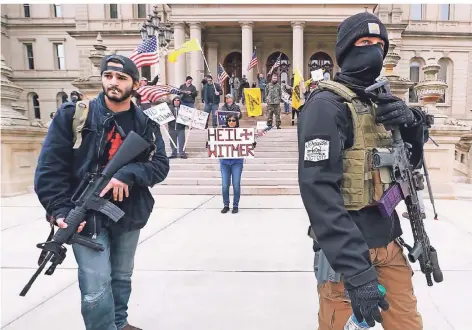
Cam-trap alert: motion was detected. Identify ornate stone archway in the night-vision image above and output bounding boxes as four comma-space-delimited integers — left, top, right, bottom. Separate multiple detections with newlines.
308, 52, 333, 79
223, 51, 242, 95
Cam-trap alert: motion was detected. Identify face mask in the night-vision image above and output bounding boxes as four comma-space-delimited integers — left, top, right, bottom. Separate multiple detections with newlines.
341, 44, 384, 83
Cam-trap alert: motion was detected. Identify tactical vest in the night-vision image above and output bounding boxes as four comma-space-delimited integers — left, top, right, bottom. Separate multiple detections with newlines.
317, 80, 393, 211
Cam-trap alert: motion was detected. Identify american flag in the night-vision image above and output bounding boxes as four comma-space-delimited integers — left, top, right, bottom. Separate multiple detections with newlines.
137, 84, 181, 103
129, 36, 159, 69
217, 63, 229, 84
248, 49, 258, 72
268, 53, 282, 75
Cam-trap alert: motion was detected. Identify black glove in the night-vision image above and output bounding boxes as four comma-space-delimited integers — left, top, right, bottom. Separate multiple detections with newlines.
345, 279, 389, 327
374, 93, 415, 127
252, 141, 257, 148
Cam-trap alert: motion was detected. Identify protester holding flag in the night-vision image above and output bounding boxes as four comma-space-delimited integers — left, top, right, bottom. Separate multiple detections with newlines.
167, 96, 187, 159
201, 75, 223, 128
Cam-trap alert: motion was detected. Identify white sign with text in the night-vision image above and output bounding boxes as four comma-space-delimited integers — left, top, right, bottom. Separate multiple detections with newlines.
144, 103, 175, 125
207, 128, 255, 159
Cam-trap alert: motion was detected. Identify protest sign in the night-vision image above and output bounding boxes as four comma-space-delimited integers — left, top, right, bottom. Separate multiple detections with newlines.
176, 104, 195, 126
256, 121, 267, 130
311, 69, 324, 82
143, 103, 176, 148
144, 103, 175, 125
191, 109, 209, 130
217, 111, 239, 126
207, 128, 255, 159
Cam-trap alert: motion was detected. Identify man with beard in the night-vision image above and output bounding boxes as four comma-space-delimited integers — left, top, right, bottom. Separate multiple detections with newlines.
298, 12, 426, 329
34, 54, 169, 330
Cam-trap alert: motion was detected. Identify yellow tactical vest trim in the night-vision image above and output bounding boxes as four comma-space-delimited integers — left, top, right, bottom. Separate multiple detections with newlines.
72, 100, 90, 150
318, 80, 393, 211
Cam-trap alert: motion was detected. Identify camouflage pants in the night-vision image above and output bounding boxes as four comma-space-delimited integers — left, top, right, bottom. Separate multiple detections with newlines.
266, 104, 281, 127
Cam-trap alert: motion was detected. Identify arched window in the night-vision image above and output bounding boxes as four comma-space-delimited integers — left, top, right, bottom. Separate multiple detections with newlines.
409, 58, 423, 103
56, 92, 68, 108
308, 52, 333, 79
438, 57, 452, 103
27, 92, 41, 119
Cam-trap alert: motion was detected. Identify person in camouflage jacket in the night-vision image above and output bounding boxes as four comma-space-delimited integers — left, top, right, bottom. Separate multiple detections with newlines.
264, 74, 282, 128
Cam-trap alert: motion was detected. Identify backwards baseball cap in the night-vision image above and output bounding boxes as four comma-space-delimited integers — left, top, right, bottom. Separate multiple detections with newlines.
335, 12, 389, 67
100, 54, 140, 82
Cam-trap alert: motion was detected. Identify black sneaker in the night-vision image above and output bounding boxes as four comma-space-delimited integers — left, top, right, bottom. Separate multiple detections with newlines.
168, 155, 177, 159
276, 126, 281, 129
232, 207, 239, 214
179, 153, 188, 159
221, 206, 230, 214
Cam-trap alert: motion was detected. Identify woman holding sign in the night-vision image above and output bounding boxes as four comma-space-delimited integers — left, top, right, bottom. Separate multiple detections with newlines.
219, 114, 256, 214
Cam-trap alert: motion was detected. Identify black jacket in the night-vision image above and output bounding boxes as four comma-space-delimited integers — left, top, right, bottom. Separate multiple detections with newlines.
221, 103, 242, 119
201, 83, 223, 104
179, 83, 198, 103
297, 88, 426, 288
34, 93, 169, 237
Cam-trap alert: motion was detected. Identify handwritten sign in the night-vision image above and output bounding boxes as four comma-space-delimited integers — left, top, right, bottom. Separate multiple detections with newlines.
191, 110, 209, 130
207, 128, 255, 159
311, 69, 324, 82
176, 104, 195, 126
144, 103, 175, 125
217, 111, 239, 126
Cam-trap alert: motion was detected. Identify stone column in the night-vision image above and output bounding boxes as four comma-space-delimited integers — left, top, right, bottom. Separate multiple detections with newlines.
291, 21, 305, 77
240, 21, 253, 83
173, 22, 186, 87
1, 54, 47, 196
189, 23, 203, 92
206, 42, 218, 81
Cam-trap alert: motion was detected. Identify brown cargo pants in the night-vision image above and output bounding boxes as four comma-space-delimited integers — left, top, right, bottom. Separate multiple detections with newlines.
317, 240, 423, 330
266, 104, 281, 127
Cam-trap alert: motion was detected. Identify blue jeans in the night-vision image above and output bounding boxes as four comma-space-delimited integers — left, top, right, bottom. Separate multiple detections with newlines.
204, 103, 219, 128
220, 162, 243, 208
72, 227, 140, 330
181, 101, 195, 108
169, 127, 185, 155
284, 102, 290, 113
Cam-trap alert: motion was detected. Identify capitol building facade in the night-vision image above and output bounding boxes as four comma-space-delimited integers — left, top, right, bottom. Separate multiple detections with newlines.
1, 3, 472, 125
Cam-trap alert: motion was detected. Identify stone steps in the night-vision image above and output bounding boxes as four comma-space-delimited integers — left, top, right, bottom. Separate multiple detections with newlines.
153, 127, 301, 194
150, 185, 300, 195
167, 169, 296, 178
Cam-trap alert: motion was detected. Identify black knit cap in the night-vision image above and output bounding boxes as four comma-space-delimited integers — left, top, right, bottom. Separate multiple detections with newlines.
335, 12, 389, 67
100, 54, 140, 82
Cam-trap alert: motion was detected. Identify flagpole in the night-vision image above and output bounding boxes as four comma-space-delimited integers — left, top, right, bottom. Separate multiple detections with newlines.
196, 39, 217, 93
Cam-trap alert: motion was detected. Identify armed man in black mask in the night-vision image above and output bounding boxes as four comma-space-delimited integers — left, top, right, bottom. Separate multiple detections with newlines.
298, 12, 426, 330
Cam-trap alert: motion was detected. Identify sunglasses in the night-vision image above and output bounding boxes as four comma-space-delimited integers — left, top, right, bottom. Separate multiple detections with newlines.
228, 119, 236, 122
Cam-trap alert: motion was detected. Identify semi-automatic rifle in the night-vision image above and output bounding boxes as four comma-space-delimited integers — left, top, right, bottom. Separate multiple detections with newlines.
20, 131, 151, 296
365, 80, 443, 286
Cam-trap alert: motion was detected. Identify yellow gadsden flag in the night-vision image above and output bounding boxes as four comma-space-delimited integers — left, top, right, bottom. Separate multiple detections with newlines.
244, 88, 262, 117
168, 38, 201, 63
292, 68, 303, 110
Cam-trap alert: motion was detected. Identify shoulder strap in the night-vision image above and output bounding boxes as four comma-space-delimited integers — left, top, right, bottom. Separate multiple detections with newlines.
317, 80, 358, 102
72, 99, 90, 149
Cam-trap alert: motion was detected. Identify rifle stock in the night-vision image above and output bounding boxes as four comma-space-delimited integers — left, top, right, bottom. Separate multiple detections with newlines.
20, 131, 151, 296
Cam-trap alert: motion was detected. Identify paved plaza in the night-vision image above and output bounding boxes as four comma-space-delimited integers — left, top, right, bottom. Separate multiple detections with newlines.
1, 193, 472, 330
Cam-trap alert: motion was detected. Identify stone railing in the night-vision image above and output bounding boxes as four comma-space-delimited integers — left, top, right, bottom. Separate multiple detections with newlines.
454, 132, 472, 183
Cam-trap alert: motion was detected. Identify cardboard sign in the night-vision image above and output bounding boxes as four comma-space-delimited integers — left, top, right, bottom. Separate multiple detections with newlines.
207, 128, 255, 159
217, 110, 239, 126
256, 121, 267, 130
144, 103, 175, 125
176, 104, 194, 126
191, 109, 209, 130
311, 69, 324, 82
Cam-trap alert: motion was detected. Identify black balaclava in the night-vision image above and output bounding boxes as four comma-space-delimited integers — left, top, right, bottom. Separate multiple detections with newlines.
341, 44, 384, 83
